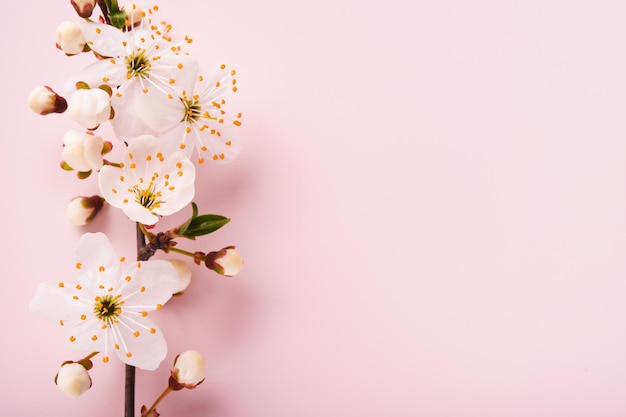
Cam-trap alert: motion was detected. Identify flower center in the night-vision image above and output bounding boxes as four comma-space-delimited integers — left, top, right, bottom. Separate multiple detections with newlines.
182, 98, 201, 123
94, 294, 121, 323
135, 184, 161, 210
125, 49, 151, 78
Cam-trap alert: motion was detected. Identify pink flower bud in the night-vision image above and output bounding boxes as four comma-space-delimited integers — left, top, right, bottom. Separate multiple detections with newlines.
169, 350, 206, 390
205, 246, 243, 277
55, 362, 92, 398
67, 195, 105, 226
70, 0, 96, 18
27, 86, 67, 115
56, 21, 87, 55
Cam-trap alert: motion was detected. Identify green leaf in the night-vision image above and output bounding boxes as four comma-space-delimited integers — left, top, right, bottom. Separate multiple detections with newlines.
177, 202, 199, 236
183, 214, 230, 237
109, 10, 127, 29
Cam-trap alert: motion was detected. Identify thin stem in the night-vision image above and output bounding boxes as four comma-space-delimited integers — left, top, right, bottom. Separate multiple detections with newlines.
125, 223, 146, 417
103, 159, 122, 168
137, 222, 146, 253
81, 352, 99, 361
125, 365, 136, 417
144, 387, 173, 416
169, 247, 198, 258
96, 0, 111, 25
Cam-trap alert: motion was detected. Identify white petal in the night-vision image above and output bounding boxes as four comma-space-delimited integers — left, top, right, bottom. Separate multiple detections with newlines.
65, 317, 105, 352
84, 135, 104, 170
126, 135, 158, 174
195, 119, 242, 163
120, 260, 177, 307
77, 21, 127, 58
110, 82, 160, 140
98, 165, 126, 207
122, 201, 159, 225
157, 124, 193, 158
62, 145, 91, 172
134, 88, 183, 133
113, 317, 167, 370
157, 183, 195, 216
29, 282, 86, 327
65, 59, 126, 95
74, 233, 120, 284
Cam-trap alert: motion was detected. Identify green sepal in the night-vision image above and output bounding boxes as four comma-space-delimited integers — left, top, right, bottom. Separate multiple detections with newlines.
77, 170, 92, 179
77, 359, 93, 370
102, 141, 113, 155
75, 81, 89, 90
109, 10, 127, 29
183, 214, 230, 237
98, 84, 112, 96
60, 161, 73, 171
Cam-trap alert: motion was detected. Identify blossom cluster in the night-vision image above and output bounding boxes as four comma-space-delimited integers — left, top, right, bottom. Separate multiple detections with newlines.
27, 1, 245, 414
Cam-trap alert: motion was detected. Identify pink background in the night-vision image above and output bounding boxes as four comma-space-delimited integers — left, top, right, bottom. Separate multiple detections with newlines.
3, 0, 626, 415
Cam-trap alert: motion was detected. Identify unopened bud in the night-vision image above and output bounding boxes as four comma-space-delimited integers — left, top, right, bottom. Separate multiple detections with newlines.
71, 0, 96, 18
27, 86, 67, 115
56, 21, 87, 55
205, 246, 243, 277
67, 195, 105, 226
67, 87, 112, 130
62, 130, 105, 172
55, 362, 92, 398
123, 4, 144, 27
169, 350, 205, 390
167, 259, 192, 294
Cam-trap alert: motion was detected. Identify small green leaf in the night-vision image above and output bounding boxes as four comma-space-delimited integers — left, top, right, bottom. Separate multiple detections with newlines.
183, 215, 230, 237
177, 202, 199, 235
109, 10, 127, 29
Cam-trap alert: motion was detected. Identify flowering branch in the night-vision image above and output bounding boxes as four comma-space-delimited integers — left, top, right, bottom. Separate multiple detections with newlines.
27, 2, 245, 416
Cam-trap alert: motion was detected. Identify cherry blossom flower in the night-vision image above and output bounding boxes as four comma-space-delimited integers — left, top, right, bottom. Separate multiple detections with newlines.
29, 233, 178, 370
98, 135, 195, 225
157, 64, 243, 164
67, 14, 198, 140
